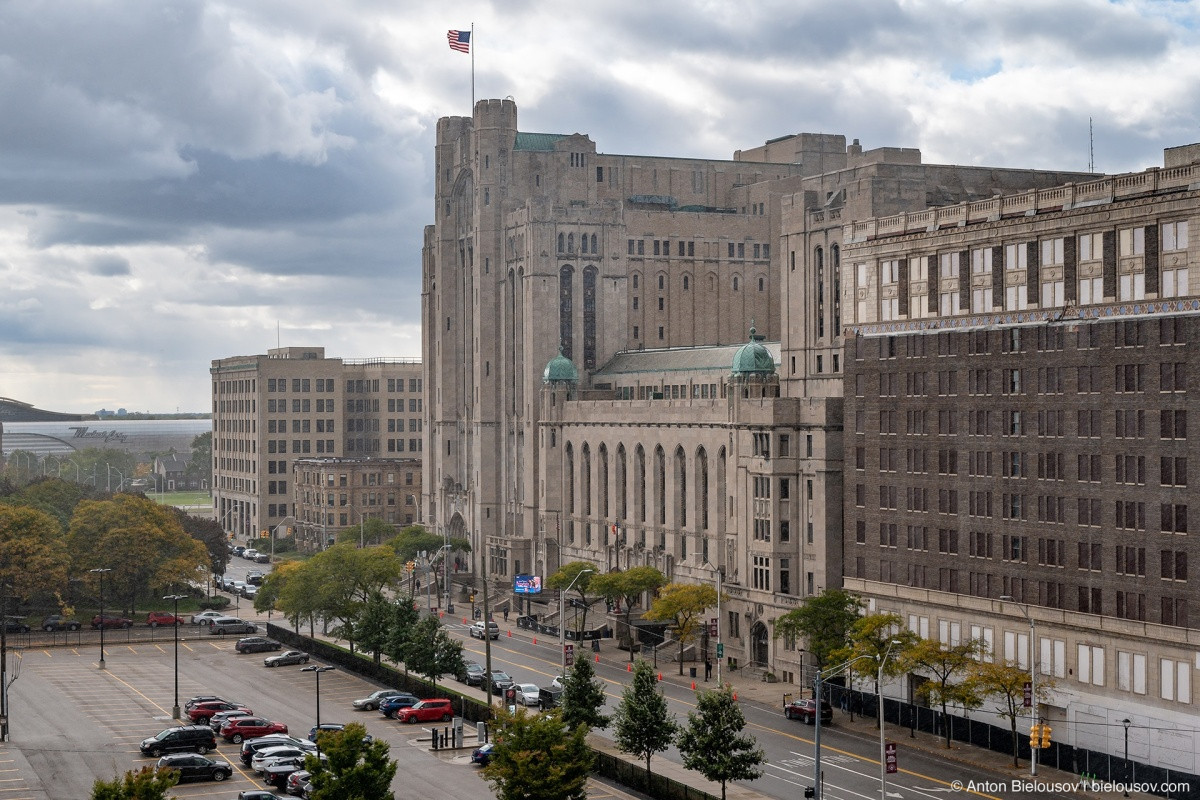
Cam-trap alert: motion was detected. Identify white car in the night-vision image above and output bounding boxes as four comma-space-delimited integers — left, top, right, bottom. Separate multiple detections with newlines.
192, 611, 226, 626
244, 549, 259, 560
551, 674, 565, 689
252, 744, 313, 773
515, 683, 540, 706
469, 620, 499, 639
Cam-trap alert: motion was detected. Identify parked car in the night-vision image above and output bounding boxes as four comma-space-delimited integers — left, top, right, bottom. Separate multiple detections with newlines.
285, 769, 311, 797
784, 697, 833, 725
139, 725, 217, 757
227, 580, 247, 595
243, 549, 260, 560
192, 610, 226, 626
240, 735, 314, 766
146, 611, 181, 627
457, 660, 486, 685
308, 723, 372, 744
91, 613, 133, 629
187, 700, 251, 723
488, 671, 514, 695
232, 545, 246, 557
222, 717, 288, 744
395, 698, 454, 724
209, 709, 254, 732
1, 618, 29, 634
514, 683, 540, 706
255, 552, 271, 563
469, 620, 500, 639
40, 614, 81, 632
242, 585, 259, 600
538, 685, 563, 710
378, 694, 420, 718
251, 745, 314, 773
155, 753, 233, 783
209, 617, 256, 635
235, 636, 281, 654
262, 756, 307, 790
246, 570, 265, 585
237, 792, 283, 800
264, 650, 309, 667
470, 741, 494, 766
352, 689, 409, 711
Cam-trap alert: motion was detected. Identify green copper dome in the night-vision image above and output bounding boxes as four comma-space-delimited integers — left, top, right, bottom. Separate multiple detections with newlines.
731, 327, 775, 376
543, 348, 579, 384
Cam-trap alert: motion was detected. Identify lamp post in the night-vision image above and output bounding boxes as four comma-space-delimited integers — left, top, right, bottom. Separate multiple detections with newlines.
1000, 594, 1037, 777
302, 665, 335, 750
702, 560, 723, 687
1122, 718, 1131, 797
878, 639, 901, 800
443, 528, 454, 614
560, 568, 594, 676
89, 568, 112, 669
813, 654, 875, 800
270, 517, 294, 562
163, 594, 185, 719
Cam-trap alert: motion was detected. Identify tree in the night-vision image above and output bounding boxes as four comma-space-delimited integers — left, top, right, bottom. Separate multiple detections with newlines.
898, 637, 985, 748
829, 612, 918, 728
167, 507, 228, 577
383, 598, 421, 674
90, 766, 178, 799
355, 591, 394, 664
772, 588, 863, 672
0, 505, 70, 602
482, 706, 593, 800
560, 653, 609, 731
642, 581, 719, 675
545, 561, 601, 638
677, 687, 765, 800
305, 722, 396, 800
185, 432, 211, 487
400, 615, 464, 690
612, 659, 678, 778
967, 659, 1053, 767
589, 566, 667, 662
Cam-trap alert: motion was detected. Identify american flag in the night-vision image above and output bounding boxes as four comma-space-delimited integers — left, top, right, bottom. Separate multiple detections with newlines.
447, 30, 470, 54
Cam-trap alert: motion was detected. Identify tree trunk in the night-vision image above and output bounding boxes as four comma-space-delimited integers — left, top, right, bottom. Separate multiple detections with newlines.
678, 640, 685, 675
1011, 718, 1019, 767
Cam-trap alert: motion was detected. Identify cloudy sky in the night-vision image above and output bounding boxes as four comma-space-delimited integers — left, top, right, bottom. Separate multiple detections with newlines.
1, 0, 1199, 414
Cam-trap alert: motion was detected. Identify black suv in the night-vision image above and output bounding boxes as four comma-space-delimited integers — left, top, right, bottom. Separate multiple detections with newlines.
538, 686, 563, 710
234, 636, 280, 653
140, 725, 218, 757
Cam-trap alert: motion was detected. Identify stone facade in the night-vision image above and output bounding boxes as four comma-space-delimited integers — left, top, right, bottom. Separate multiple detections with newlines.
210, 347, 422, 541
291, 457, 422, 548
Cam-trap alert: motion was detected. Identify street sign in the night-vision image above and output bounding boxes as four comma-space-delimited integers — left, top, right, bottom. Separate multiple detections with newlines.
885, 741, 898, 774
1023, 681, 1032, 708
716, 643, 724, 658
564, 643, 574, 666
709, 617, 718, 637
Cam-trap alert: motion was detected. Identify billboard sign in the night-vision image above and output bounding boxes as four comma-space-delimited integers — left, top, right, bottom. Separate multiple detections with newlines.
513, 574, 542, 594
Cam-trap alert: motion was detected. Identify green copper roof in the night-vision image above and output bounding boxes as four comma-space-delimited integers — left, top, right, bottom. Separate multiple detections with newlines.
514, 132, 569, 151
731, 328, 776, 376
543, 349, 579, 384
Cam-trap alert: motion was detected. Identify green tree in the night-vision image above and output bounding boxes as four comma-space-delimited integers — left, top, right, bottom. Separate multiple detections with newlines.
612, 659, 678, 778
7, 476, 93, 531
293, 544, 405, 648
167, 507, 228, 577
383, 598, 421, 674
400, 615, 464, 690
185, 432, 211, 487
677, 687, 765, 800
481, 706, 593, 800
545, 561, 600, 638
355, 591, 394, 665
305, 722, 396, 800
967, 659, 1053, 767
898, 637, 985, 748
90, 765, 179, 799
0, 505, 70, 603
589, 566, 667, 663
642, 581, 719, 675
829, 612, 918, 728
560, 653, 609, 731
773, 588, 863, 672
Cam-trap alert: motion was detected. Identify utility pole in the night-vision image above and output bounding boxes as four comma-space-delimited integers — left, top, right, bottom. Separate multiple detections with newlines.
481, 545, 493, 705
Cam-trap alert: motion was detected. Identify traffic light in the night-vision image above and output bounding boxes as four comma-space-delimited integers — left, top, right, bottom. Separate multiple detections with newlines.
1029, 723, 1041, 749
1039, 724, 1052, 749
505, 688, 516, 704
804, 787, 815, 798
260, 529, 269, 539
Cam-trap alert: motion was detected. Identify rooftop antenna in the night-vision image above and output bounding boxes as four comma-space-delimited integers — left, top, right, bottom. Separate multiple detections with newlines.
1089, 117, 1094, 173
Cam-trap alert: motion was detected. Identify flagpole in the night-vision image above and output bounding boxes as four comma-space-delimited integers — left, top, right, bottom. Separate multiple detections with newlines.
471, 22, 475, 111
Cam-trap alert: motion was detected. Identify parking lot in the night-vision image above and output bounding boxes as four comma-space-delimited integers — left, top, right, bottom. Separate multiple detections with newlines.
1, 636, 500, 799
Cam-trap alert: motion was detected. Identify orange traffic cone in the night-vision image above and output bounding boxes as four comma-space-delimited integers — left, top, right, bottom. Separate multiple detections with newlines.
627, 662, 632, 672
594, 653, 600, 662
462, 618, 468, 624
507, 629, 512, 637
732, 691, 738, 701
690, 681, 696, 690
532, 636, 537, 644
438, 611, 444, 618
657, 672, 663, 682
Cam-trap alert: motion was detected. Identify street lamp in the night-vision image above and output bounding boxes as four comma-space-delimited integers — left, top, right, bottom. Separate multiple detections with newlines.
878, 639, 901, 800
1122, 718, 1131, 797
163, 594, 186, 719
813, 654, 875, 800
302, 665, 335, 750
560, 568, 595, 676
89, 568, 112, 669
443, 529, 454, 614
702, 560, 723, 688
1000, 594, 1037, 777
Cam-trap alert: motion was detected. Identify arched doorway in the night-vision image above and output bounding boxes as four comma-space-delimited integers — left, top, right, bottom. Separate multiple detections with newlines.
751, 621, 770, 668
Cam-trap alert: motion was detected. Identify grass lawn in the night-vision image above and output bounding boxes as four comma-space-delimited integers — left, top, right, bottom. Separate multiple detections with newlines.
154, 490, 212, 507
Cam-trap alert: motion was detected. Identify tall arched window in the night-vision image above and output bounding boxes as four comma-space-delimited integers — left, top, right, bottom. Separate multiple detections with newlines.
655, 446, 667, 526
557, 233, 564, 252
599, 444, 610, 520
590, 233, 598, 253
815, 246, 826, 338
674, 446, 687, 528
581, 443, 592, 517
696, 447, 709, 531
583, 266, 598, 370
559, 265, 574, 360
832, 244, 842, 336
567, 233, 575, 253
616, 444, 628, 521
635, 445, 647, 523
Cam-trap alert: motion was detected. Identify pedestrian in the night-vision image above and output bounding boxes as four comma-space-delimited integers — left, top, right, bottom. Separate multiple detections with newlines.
704, 658, 712, 682
503, 606, 510, 622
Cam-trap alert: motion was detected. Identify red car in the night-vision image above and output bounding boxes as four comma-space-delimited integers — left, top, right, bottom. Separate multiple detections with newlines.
91, 614, 133, 629
219, 716, 287, 743
187, 701, 251, 723
394, 699, 454, 724
146, 611, 181, 627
